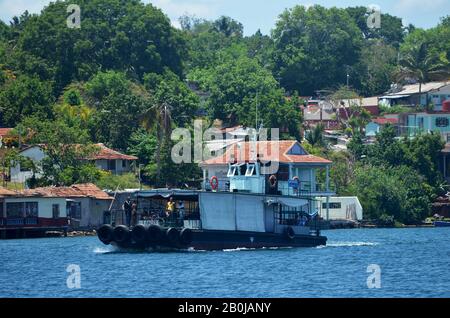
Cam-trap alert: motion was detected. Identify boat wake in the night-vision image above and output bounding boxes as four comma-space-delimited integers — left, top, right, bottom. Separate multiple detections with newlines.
317, 242, 379, 249
93, 246, 117, 254
223, 246, 294, 252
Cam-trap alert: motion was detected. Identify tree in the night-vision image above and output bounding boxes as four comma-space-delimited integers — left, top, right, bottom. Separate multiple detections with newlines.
305, 124, 325, 147
0, 75, 54, 127
188, 51, 302, 138
9, 0, 187, 93
14, 117, 102, 186
345, 7, 405, 47
212, 16, 244, 38
345, 164, 431, 224
85, 71, 151, 151
352, 40, 398, 96
143, 69, 199, 127
272, 5, 363, 95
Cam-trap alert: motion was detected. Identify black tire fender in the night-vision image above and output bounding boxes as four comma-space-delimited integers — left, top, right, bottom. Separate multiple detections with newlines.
131, 225, 147, 244
179, 228, 193, 245
97, 224, 114, 245
147, 225, 162, 244
166, 228, 180, 245
285, 227, 296, 240
113, 225, 130, 244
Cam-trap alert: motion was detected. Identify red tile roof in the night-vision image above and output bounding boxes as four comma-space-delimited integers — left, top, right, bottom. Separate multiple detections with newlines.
372, 118, 398, 125
20, 183, 112, 200
90, 144, 138, 161
0, 128, 13, 138
0, 187, 17, 197
201, 140, 332, 165
19, 143, 138, 161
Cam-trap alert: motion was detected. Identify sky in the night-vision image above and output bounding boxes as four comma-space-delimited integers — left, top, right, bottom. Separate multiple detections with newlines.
0, 0, 449, 36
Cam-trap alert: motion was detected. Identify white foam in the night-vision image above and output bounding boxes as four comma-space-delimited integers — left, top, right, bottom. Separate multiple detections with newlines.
318, 242, 379, 248
93, 246, 116, 254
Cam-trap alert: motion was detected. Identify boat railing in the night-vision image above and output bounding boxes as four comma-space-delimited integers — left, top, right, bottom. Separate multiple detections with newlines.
105, 208, 198, 228
0, 217, 39, 227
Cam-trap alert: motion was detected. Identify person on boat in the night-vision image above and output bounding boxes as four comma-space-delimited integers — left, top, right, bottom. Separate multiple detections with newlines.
166, 197, 175, 218
123, 196, 132, 227
177, 201, 185, 220
131, 200, 138, 227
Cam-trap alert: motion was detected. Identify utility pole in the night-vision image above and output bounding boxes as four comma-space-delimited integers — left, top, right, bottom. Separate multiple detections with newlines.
255, 91, 259, 132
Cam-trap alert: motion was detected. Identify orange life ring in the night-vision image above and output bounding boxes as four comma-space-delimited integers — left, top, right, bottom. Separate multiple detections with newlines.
210, 176, 219, 191
269, 175, 277, 188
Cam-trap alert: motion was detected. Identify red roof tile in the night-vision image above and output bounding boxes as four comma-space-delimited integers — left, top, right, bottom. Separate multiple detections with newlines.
20, 183, 112, 200
0, 187, 17, 197
372, 118, 398, 125
201, 140, 332, 165
0, 128, 13, 138
90, 144, 138, 161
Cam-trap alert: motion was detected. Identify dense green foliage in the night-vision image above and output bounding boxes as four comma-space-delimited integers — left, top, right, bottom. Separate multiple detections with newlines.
0, 1, 449, 213
344, 125, 445, 223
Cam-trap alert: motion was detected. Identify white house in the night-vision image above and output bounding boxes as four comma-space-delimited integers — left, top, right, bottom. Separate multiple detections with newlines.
0, 183, 113, 232
317, 196, 363, 221
10, 143, 138, 184
380, 81, 450, 110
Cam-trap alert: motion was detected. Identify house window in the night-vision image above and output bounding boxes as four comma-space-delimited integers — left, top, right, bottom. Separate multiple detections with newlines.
52, 204, 60, 219
436, 118, 449, 128
122, 160, 126, 168
25, 202, 38, 217
277, 165, 290, 181
68, 202, 82, 220
20, 165, 31, 172
322, 202, 342, 209
108, 160, 116, 171
6, 202, 25, 218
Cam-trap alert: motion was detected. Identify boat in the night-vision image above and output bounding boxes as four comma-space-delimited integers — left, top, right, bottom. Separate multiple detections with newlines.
97, 140, 335, 251
434, 221, 450, 227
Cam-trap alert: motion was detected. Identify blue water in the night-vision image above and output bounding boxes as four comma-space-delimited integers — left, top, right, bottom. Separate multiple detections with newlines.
1, 228, 449, 298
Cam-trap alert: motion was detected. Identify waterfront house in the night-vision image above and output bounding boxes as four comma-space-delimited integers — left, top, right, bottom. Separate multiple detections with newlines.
10, 143, 138, 184
0, 183, 113, 238
19, 183, 113, 229
380, 81, 450, 110
0, 186, 68, 238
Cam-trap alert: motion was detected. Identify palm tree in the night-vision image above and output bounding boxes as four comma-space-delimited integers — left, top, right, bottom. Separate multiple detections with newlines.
396, 42, 450, 105
306, 123, 325, 147
140, 101, 173, 180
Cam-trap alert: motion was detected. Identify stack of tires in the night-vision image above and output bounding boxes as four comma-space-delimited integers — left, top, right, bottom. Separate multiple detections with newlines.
97, 224, 193, 249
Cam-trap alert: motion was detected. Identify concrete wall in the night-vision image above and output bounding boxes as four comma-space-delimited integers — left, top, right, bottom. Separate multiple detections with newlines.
10, 146, 45, 183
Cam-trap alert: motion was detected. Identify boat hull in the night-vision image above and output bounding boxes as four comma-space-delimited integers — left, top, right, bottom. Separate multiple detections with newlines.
101, 227, 327, 251
434, 221, 450, 227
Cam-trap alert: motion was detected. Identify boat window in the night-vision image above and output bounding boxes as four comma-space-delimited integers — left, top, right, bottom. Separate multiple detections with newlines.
227, 166, 237, 177
245, 164, 256, 177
